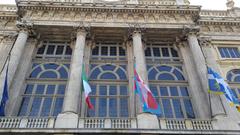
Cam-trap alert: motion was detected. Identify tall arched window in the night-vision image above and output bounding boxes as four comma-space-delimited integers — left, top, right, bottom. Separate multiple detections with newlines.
87, 42, 129, 117
227, 69, 240, 99
146, 43, 195, 119
18, 41, 71, 117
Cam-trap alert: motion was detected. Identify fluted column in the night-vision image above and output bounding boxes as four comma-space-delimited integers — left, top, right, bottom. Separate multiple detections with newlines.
131, 30, 159, 129
55, 27, 87, 128
62, 28, 87, 113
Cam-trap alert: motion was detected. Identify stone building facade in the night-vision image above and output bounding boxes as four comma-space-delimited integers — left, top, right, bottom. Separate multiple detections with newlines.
0, 0, 240, 134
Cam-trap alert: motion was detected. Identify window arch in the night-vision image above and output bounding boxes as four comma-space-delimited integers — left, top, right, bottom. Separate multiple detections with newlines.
227, 69, 240, 99
87, 42, 129, 118
146, 43, 195, 119
18, 41, 71, 117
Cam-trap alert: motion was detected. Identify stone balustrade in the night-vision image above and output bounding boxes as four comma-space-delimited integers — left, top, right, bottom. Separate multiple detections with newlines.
0, 117, 213, 130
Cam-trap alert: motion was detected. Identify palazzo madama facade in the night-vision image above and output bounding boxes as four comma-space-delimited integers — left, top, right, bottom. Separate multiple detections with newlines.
0, 0, 240, 134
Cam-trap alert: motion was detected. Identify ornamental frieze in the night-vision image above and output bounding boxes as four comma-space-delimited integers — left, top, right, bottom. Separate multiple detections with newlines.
200, 25, 240, 33
24, 10, 194, 24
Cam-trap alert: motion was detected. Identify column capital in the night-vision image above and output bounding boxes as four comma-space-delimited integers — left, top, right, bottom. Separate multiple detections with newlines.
73, 22, 90, 37
198, 37, 212, 47
16, 20, 33, 34
183, 25, 200, 36
128, 23, 146, 38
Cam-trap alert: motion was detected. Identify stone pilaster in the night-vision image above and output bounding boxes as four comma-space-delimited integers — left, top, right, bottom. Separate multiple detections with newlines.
55, 26, 88, 128
177, 41, 211, 119
131, 29, 159, 129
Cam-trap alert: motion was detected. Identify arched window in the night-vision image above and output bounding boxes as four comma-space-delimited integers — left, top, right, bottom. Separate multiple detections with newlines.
87, 42, 129, 118
18, 41, 72, 117
227, 69, 240, 99
145, 43, 195, 119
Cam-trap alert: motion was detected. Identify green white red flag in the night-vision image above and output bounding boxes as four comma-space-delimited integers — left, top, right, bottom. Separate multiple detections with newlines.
82, 65, 94, 109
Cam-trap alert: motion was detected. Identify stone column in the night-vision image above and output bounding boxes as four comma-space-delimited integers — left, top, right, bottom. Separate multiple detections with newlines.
178, 42, 211, 118
8, 22, 32, 86
186, 32, 225, 117
55, 28, 87, 128
131, 30, 159, 129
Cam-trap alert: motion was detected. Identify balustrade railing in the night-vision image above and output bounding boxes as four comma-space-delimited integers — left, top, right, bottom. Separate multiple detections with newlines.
0, 117, 213, 130
200, 10, 229, 17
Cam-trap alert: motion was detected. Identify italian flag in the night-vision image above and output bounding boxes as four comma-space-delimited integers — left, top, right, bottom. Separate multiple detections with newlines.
82, 65, 94, 109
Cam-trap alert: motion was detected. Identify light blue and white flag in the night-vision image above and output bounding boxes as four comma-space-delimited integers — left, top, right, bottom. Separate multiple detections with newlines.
0, 66, 9, 116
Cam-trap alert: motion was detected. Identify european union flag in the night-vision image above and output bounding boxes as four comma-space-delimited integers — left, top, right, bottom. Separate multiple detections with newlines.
0, 67, 9, 116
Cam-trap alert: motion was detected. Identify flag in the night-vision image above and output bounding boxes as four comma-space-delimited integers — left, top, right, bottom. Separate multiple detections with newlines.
0, 66, 9, 116
134, 68, 161, 115
82, 65, 94, 109
207, 67, 239, 107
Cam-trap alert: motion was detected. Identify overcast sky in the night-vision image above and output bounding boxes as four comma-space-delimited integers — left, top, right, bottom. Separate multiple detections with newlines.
0, 0, 240, 10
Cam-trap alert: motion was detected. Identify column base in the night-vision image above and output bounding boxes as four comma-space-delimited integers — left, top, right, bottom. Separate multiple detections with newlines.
55, 112, 79, 128
137, 113, 159, 129
212, 115, 240, 130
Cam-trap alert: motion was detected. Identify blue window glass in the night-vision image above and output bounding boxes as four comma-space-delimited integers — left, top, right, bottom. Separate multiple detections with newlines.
120, 98, 128, 117
109, 98, 117, 117
40, 71, 58, 79
218, 47, 240, 58
116, 68, 126, 80
100, 72, 117, 79
44, 63, 58, 70
218, 48, 225, 58
101, 46, 108, 56
41, 98, 52, 116
170, 87, 178, 96
158, 73, 175, 80
46, 45, 55, 54
234, 76, 240, 82
148, 68, 158, 80
173, 69, 184, 80
162, 48, 169, 57
120, 85, 128, 95
18, 97, 30, 116
184, 99, 195, 118
180, 87, 189, 96
227, 73, 233, 81
92, 46, 99, 55
102, 65, 115, 71
157, 66, 172, 72
56, 46, 64, 55
58, 67, 68, 79
29, 98, 42, 116
25, 84, 34, 94
65, 46, 72, 55
90, 67, 101, 79
37, 45, 46, 54
53, 98, 63, 116
162, 99, 173, 118
145, 47, 151, 56
99, 98, 107, 117
36, 85, 45, 94
46, 85, 55, 94
110, 47, 117, 56
30, 66, 42, 78
160, 87, 168, 96
171, 48, 178, 57
90, 84, 96, 95
153, 47, 160, 57
223, 48, 230, 58
172, 99, 184, 118
99, 86, 107, 95
57, 85, 65, 95
109, 86, 117, 95
119, 47, 125, 56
